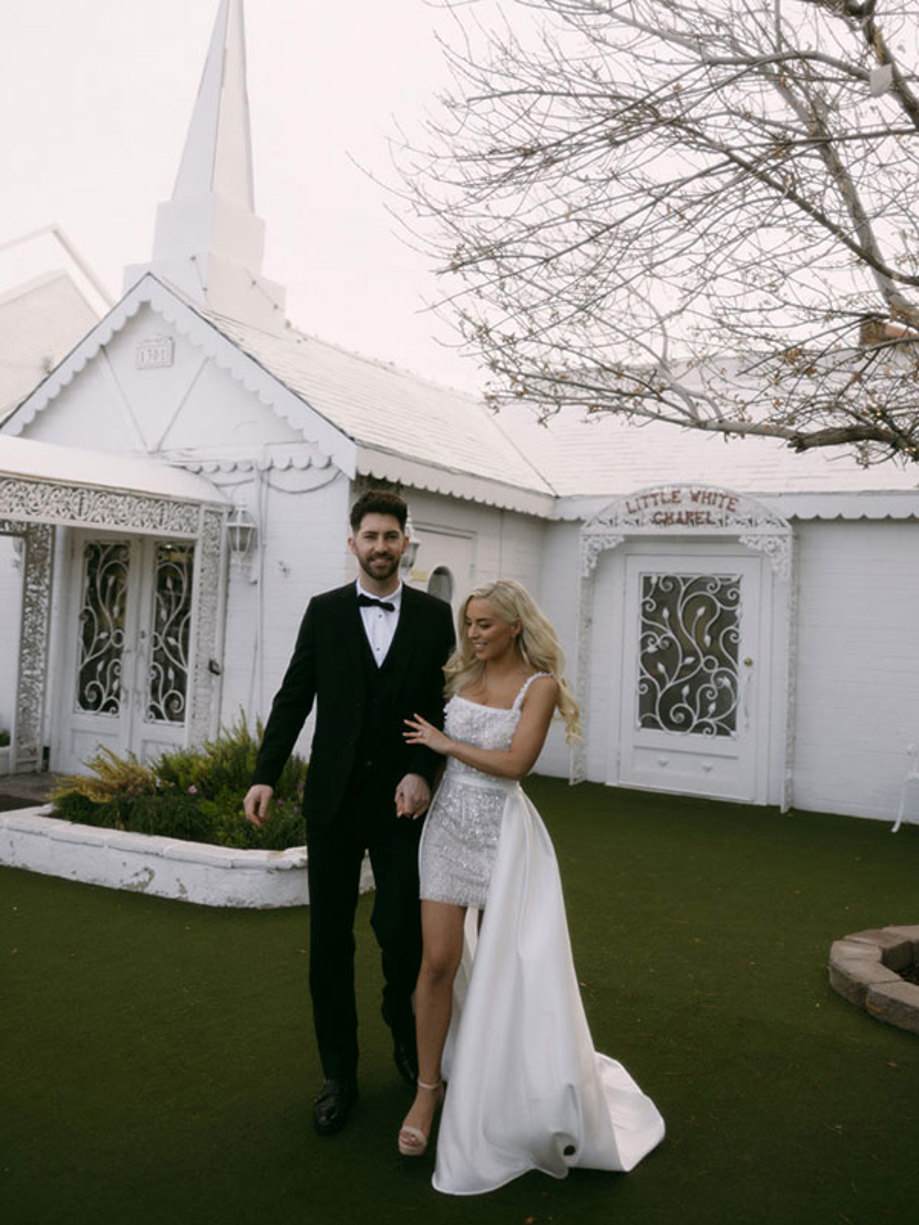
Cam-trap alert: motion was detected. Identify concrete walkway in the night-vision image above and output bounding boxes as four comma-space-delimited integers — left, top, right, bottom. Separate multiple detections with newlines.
0, 772, 55, 810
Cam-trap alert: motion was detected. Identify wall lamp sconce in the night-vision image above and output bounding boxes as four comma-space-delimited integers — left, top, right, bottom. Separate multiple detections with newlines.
226, 504, 257, 556
401, 516, 420, 572
401, 538, 420, 572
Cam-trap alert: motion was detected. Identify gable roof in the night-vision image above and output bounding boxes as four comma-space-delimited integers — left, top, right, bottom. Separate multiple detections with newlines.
5, 273, 918, 523
4, 274, 555, 514
3, 274, 356, 474
201, 306, 556, 510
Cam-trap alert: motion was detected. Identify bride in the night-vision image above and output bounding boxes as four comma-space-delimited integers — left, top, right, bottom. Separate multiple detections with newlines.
398, 579, 664, 1195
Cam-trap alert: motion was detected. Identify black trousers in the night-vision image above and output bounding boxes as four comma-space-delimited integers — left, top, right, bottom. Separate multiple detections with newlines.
305, 775, 424, 1081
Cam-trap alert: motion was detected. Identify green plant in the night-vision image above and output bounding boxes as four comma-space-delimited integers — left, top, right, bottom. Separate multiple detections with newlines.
0, 729, 10, 748
50, 715, 307, 850
155, 715, 262, 797
50, 791, 123, 829
49, 746, 159, 806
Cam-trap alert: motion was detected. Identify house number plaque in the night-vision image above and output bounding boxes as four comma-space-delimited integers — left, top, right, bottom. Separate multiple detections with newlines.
136, 336, 175, 369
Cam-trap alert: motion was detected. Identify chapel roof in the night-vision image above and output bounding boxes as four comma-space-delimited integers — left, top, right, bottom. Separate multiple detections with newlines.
198, 297, 919, 512
5, 270, 919, 522
498, 403, 919, 503
197, 303, 555, 501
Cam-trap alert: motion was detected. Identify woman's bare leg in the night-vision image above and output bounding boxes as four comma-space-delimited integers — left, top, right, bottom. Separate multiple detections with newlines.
399, 900, 466, 1147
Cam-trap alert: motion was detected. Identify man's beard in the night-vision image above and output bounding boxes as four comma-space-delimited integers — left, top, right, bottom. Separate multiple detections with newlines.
359, 553, 400, 582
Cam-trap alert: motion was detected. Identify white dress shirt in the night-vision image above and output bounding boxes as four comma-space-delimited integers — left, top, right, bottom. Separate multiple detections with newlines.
355, 579, 402, 666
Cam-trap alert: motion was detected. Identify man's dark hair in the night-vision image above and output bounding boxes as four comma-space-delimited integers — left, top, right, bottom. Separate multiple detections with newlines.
349, 488, 408, 533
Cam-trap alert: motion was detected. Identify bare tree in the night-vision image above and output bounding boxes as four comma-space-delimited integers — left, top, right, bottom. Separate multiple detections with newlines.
402, 0, 919, 464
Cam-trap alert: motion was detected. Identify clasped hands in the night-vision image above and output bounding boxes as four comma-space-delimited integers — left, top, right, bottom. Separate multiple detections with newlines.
242, 716, 449, 827
243, 772, 434, 826
394, 772, 431, 819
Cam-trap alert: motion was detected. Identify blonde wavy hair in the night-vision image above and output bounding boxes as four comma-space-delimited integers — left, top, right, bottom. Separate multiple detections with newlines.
444, 579, 581, 743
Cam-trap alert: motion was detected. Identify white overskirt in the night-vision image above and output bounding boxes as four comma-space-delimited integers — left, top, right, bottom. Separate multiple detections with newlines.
433, 783, 665, 1196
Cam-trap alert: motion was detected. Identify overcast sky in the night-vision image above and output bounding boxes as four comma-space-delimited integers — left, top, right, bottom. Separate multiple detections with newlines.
0, 0, 512, 394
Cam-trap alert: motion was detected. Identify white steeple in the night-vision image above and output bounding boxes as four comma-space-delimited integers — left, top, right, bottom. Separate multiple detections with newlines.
125, 0, 286, 332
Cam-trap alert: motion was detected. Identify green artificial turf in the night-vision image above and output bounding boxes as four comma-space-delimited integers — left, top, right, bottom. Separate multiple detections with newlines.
1, 778, 917, 1225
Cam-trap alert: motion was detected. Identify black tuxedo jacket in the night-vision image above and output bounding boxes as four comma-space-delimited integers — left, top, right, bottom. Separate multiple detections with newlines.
252, 583, 455, 827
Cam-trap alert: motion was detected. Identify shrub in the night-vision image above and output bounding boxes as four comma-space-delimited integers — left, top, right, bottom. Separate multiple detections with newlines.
51, 791, 124, 829
124, 794, 209, 842
49, 746, 159, 806
50, 716, 307, 850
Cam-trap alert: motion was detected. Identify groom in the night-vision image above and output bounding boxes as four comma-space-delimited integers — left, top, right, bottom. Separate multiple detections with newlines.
244, 489, 454, 1135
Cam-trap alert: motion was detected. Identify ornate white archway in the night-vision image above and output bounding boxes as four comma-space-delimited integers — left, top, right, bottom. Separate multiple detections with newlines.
0, 439, 226, 774
580, 484, 792, 580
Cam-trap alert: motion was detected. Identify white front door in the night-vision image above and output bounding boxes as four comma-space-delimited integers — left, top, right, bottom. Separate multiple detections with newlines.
617, 550, 768, 802
56, 532, 196, 774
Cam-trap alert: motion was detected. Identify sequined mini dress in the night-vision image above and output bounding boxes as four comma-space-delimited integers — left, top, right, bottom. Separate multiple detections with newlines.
419, 673, 549, 909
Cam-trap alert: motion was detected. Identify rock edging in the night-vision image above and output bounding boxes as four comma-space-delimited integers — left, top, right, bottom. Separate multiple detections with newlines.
828, 925, 919, 1035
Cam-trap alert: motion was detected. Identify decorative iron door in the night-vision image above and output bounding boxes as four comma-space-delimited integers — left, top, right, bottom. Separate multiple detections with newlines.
58, 533, 195, 773
618, 551, 765, 801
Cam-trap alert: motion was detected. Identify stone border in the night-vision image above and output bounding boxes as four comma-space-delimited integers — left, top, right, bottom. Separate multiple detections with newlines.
828, 925, 919, 1035
0, 807, 372, 908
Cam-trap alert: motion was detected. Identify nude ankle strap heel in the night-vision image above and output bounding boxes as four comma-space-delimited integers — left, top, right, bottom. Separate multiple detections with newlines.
397, 1079, 445, 1156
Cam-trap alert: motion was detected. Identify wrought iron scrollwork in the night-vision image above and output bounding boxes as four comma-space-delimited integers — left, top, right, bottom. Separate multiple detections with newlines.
637, 573, 741, 738
147, 542, 194, 724
76, 541, 130, 714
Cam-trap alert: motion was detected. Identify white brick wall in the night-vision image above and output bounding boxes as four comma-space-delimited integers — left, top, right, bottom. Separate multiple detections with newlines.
218, 472, 351, 761
791, 519, 919, 820
534, 522, 582, 778
404, 490, 548, 595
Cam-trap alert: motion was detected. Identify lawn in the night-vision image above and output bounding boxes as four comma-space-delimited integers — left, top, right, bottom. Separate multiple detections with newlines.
1, 777, 916, 1225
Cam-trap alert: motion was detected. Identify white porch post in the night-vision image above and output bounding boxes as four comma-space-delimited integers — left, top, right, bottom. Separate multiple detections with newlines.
0, 520, 54, 773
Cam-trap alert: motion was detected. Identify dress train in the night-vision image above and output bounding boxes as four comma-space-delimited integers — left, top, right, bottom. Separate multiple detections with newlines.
432, 781, 665, 1195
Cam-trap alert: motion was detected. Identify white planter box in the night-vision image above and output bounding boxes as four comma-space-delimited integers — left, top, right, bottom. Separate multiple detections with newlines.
0, 807, 374, 908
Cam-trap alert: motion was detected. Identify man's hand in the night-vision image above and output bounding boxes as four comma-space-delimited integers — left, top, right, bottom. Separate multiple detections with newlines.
395, 773, 431, 820
244, 784, 274, 827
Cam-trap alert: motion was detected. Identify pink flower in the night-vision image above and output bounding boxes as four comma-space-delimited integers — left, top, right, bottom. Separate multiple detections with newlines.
187, 784, 198, 794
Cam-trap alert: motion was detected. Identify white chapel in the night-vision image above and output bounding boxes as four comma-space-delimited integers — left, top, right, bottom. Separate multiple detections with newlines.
2, 0, 918, 825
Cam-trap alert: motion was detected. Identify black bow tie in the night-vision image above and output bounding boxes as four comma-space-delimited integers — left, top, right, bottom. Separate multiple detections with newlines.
358, 594, 395, 612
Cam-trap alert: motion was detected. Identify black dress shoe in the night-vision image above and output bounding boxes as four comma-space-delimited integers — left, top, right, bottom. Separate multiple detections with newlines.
313, 1077, 358, 1135
381, 1000, 419, 1086
392, 1035, 418, 1087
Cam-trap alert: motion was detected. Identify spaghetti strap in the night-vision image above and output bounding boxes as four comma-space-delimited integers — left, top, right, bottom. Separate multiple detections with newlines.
512, 671, 552, 711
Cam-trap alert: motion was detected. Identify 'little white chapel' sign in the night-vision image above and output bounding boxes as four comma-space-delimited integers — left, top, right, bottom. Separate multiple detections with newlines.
579, 485, 793, 579
622, 486, 740, 528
